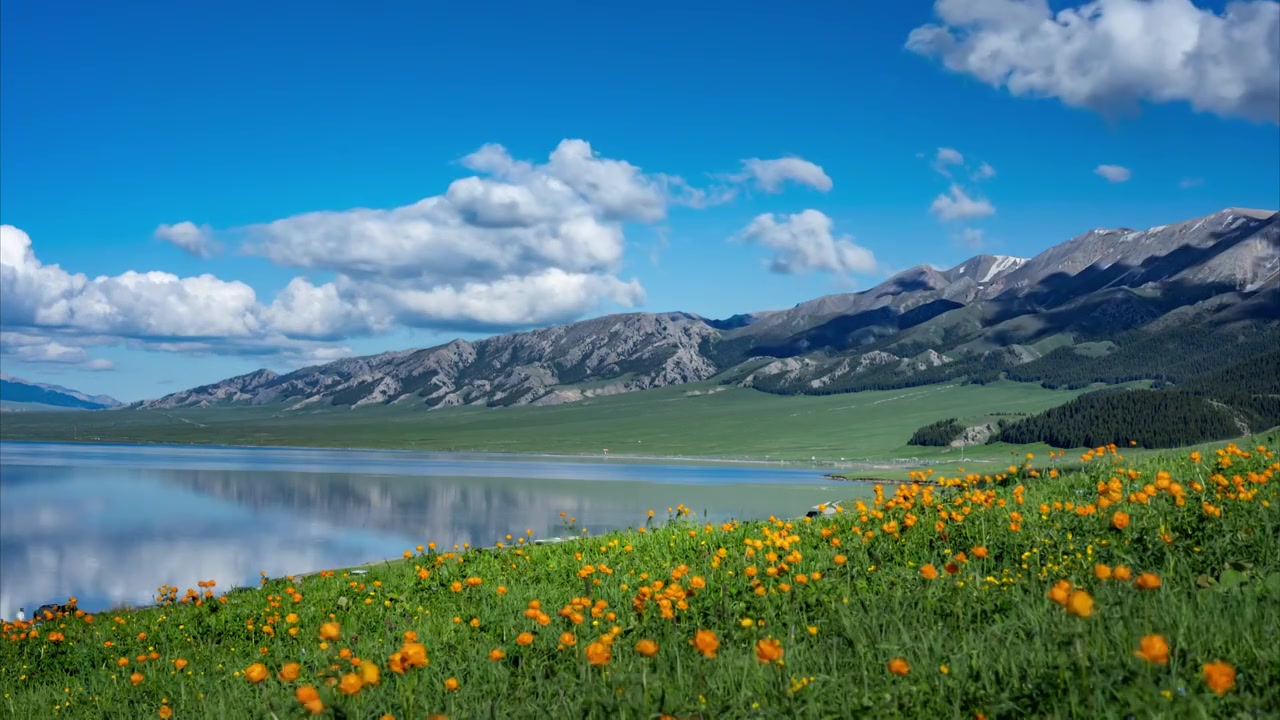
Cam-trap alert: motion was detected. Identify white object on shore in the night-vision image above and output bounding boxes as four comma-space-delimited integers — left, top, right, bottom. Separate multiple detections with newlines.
805, 501, 842, 518
15, 608, 24, 622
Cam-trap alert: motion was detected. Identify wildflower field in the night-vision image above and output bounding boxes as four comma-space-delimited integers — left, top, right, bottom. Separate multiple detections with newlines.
3, 439, 1278, 719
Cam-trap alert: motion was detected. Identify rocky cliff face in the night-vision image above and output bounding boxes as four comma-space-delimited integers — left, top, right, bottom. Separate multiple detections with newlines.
138, 312, 721, 410
138, 208, 1279, 410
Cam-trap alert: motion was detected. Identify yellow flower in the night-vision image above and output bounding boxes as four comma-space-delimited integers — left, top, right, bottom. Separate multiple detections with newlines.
360, 662, 381, 686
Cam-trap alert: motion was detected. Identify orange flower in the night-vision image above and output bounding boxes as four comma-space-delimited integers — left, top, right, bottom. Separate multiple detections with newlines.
1135, 572, 1161, 590
755, 638, 784, 664
1202, 660, 1236, 695
244, 662, 269, 684
559, 631, 577, 647
972, 546, 989, 559
360, 662, 380, 686
296, 685, 324, 715
1093, 564, 1112, 580
1111, 511, 1130, 530
833, 554, 847, 565
279, 662, 302, 681
444, 677, 460, 691
1048, 580, 1071, 606
339, 672, 363, 695
1066, 590, 1094, 618
488, 648, 506, 661
887, 658, 910, 676
920, 564, 939, 580
400, 642, 428, 668
1113, 566, 1132, 582
634, 639, 659, 657
585, 641, 611, 666
319, 622, 341, 641
516, 632, 534, 646
1133, 635, 1169, 665
693, 629, 719, 659
158, 705, 173, 720
944, 562, 960, 576
130, 672, 144, 686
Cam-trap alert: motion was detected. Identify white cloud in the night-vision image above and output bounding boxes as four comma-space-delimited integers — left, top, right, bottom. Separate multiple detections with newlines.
930, 184, 997, 221
1094, 164, 1133, 182
0, 139, 731, 367
958, 227, 987, 249
734, 157, 834, 192
0, 331, 113, 370
972, 162, 997, 180
154, 222, 219, 258
907, 0, 1280, 124
1179, 176, 1204, 188
935, 147, 965, 166
736, 210, 878, 275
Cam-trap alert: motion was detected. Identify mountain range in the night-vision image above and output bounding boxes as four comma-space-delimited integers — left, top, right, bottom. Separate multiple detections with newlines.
0, 375, 122, 412
132, 207, 1279, 412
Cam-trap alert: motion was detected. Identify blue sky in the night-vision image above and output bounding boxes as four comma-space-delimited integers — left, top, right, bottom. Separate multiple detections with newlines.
2, 0, 1277, 402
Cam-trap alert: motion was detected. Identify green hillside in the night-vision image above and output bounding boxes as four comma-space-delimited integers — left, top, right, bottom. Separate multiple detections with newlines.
0, 381, 1083, 463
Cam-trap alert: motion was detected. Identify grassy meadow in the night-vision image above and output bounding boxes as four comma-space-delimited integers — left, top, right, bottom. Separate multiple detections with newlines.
0, 380, 1083, 463
3, 436, 1277, 718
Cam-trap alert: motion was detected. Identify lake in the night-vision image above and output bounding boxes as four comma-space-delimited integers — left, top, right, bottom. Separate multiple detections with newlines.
0, 441, 861, 619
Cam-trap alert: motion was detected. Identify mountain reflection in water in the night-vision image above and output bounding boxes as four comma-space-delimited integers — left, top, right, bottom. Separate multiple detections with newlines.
0, 442, 854, 619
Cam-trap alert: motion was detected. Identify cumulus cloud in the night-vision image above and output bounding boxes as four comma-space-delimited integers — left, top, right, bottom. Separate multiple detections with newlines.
930, 184, 997, 221
907, 0, 1280, 124
154, 222, 219, 258
736, 210, 878, 275
1, 139, 720, 368
1094, 164, 1133, 182
733, 157, 834, 193
0, 224, 353, 367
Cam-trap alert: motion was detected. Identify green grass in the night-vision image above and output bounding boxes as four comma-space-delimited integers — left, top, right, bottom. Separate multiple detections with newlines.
3, 437, 1277, 718
0, 381, 1084, 463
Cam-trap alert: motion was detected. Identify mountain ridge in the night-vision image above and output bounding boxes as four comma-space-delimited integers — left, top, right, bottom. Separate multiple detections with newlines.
132, 207, 1278, 411
0, 375, 121, 411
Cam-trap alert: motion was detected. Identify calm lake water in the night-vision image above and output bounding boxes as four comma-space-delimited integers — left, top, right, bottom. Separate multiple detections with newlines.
0, 441, 859, 618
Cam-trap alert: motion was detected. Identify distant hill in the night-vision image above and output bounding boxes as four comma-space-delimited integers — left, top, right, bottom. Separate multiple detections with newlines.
0, 375, 121, 411
133, 207, 1278, 412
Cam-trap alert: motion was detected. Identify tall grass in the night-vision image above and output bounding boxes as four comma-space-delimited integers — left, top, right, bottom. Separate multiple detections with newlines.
3, 437, 1277, 719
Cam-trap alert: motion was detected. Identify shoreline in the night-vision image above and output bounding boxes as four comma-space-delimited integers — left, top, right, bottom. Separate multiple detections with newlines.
0, 436, 931, 472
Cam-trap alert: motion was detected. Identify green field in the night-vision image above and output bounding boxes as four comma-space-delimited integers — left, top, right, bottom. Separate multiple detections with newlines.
0, 381, 1085, 464
3, 438, 1277, 718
